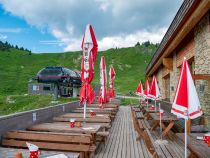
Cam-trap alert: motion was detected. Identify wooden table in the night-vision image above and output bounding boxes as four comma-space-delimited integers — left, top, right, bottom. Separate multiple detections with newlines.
72, 109, 114, 115
28, 123, 101, 144
176, 133, 210, 158
87, 103, 119, 109
143, 107, 159, 119
53, 121, 111, 129
59, 113, 110, 119
77, 107, 115, 112
149, 112, 178, 137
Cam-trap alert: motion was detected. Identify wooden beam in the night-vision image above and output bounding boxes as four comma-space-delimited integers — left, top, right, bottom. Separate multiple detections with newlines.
192, 74, 210, 80
162, 58, 173, 70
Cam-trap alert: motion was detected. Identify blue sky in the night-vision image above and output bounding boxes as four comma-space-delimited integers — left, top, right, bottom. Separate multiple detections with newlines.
0, 6, 62, 53
0, 0, 182, 53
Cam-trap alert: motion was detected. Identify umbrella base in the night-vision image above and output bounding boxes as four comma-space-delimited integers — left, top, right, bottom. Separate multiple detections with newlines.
155, 139, 168, 145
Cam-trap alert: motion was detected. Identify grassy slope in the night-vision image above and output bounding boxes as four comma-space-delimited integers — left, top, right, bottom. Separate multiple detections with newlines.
0, 45, 157, 115
0, 45, 157, 95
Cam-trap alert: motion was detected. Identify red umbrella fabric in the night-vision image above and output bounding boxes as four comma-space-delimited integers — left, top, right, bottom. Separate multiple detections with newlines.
98, 56, 108, 104
149, 76, 161, 99
144, 80, 150, 98
108, 65, 116, 98
136, 82, 144, 96
80, 24, 98, 104
171, 58, 203, 158
171, 58, 202, 119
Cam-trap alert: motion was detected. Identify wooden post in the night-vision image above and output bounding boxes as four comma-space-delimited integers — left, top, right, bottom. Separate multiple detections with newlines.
187, 119, 191, 133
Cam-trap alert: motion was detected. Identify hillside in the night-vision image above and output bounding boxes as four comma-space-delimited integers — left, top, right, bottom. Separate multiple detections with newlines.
0, 44, 157, 96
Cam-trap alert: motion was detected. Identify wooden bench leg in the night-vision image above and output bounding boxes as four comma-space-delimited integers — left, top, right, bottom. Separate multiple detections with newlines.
151, 121, 159, 130
163, 121, 175, 137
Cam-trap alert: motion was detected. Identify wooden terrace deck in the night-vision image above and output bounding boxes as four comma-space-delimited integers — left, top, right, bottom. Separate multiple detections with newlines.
0, 106, 187, 158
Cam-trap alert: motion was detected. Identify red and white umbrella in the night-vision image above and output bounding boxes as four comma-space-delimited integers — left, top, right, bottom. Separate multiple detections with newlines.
171, 58, 202, 158
144, 80, 150, 98
149, 75, 161, 111
136, 82, 144, 96
109, 65, 116, 98
80, 24, 98, 118
149, 76, 161, 99
143, 80, 150, 107
98, 56, 108, 105
136, 81, 144, 105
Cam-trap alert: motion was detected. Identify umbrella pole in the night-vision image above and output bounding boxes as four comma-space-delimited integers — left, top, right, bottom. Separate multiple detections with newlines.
84, 100, 87, 119
159, 103, 162, 140
155, 99, 157, 112
184, 119, 187, 158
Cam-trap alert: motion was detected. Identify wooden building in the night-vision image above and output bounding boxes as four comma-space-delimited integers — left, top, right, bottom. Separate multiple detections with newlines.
146, 0, 210, 126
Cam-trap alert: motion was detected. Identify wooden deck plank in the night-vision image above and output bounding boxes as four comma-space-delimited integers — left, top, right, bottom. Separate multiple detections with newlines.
127, 109, 133, 158
110, 108, 123, 158
95, 106, 150, 158
95, 105, 121, 158
101, 108, 120, 158
107, 107, 122, 158
116, 107, 125, 158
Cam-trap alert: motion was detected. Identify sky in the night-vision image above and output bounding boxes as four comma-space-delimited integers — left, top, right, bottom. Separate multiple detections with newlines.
0, 0, 182, 53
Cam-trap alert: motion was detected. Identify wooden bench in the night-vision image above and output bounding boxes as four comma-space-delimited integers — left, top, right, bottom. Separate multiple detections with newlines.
131, 107, 151, 139
2, 130, 96, 158
131, 106, 144, 119
97, 131, 109, 143
143, 129, 179, 158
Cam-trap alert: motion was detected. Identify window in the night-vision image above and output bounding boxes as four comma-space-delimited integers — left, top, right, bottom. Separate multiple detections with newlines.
43, 85, 51, 91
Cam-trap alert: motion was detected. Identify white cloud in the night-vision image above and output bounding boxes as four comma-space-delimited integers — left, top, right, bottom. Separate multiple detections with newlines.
64, 27, 167, 51
0, 0, 182, 52
0, 28, 22, 33
39, 40, 65, 46
0, 34, 8, 40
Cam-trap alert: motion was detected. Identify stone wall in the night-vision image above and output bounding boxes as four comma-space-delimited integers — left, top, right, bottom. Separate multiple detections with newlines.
156, 68, 164, 98
169, 52, 180, 102
194, 12, 210, 127
0, 101, 79, 142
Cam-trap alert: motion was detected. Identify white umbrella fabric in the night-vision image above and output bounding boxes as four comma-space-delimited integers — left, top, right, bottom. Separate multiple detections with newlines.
171, 58, 203, 158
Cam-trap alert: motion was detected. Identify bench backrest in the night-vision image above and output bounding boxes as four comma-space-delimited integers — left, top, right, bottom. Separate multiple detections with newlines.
2, 130, 92, 152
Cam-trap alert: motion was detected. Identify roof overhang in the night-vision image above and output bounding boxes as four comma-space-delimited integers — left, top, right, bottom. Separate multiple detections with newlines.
146, 0, 210, 77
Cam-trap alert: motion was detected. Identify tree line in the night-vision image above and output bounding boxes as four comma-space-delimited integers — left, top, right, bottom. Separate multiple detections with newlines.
0, 40, 31, 54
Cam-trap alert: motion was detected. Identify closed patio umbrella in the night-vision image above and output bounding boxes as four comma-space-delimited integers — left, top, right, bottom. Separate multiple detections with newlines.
136, 81, 144, 104
171, 58, 203, 158
80, 24, 98, 119
144, 80, 150, 107
149, 75, 161, 111
98, 56, 108, 107
108, 65, 116, 98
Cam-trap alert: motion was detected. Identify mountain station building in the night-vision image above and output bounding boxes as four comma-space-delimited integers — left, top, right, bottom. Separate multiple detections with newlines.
146, 0, 210, 127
